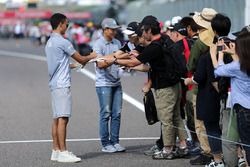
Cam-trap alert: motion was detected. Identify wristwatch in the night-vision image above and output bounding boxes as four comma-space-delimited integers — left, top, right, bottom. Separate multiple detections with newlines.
113, 55, 118, 64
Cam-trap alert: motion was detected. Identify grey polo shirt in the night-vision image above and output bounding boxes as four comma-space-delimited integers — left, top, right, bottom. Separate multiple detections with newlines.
45, 32, 76, 90
93, 35, 121, 87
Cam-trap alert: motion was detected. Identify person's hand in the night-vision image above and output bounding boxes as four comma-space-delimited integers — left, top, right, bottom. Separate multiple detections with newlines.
75, 64, 84, 72
130, 50, 139, 57
223, 42, 236, 55
217, 39, 225, 54
142, 80, 152, 93
142, 84, 151, 93
102, 56, 116, 64
89, 52, 97, 59
70, 63, 79, 69
184, 78, 192, 86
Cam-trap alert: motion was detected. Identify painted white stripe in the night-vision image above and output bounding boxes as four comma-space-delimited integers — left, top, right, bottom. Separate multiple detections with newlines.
0, 50, 46, 61
79, 68, 145, 112
0, 50, 145, 112
0, 137, 158, 144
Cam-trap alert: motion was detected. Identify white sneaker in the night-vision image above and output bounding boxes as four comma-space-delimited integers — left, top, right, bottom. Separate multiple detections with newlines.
113, 143, 126, 152
205, 160, 224, 167
238, 157, 246, 167
101, 145, 117, 153
50, 150, 59, 161
57, 150, 81, 163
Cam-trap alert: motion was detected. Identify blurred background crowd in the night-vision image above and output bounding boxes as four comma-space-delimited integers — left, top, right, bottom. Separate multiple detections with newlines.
0, 0, 249, 50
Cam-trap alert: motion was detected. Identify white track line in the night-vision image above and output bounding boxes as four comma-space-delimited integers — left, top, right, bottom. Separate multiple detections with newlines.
0, 50, 144, 112
0, 137, 158, 144
78, 68, 145, 111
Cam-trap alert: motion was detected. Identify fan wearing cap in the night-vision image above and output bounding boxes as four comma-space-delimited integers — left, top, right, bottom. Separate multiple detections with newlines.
119, 21, 145, 56
170, 22, 188, 42
92, 18, 126, 153
170, 22, 193, 128
123, 22, 139, 43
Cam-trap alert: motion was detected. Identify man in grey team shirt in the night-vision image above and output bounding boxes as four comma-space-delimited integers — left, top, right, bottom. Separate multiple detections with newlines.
45, 13, 96, 163
93, 18, 126, 153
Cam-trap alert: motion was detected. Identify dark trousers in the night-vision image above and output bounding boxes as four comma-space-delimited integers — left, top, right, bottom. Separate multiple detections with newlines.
235, 104, 250, 164
156, 125, 164, 149
204, 121, 222, 154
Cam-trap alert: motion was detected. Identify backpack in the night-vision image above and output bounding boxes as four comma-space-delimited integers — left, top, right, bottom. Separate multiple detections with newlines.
152, 35, 185, 85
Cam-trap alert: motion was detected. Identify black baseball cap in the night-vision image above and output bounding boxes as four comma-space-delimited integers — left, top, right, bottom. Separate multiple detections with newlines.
123, 21, 140, 36
135, 23, 143, 37
173, 23, 188, 36
233, 25, 250, 36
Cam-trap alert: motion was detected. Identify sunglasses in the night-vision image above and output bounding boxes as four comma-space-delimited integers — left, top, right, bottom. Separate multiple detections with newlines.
66, 22, 69, 28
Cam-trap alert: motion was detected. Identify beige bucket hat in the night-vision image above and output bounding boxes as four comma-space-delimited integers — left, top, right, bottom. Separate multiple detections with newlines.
193, 8, 217, 29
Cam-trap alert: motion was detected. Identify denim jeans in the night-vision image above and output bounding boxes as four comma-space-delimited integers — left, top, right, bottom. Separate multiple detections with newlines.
235, 104, 250, 164
96, 85, 122, 147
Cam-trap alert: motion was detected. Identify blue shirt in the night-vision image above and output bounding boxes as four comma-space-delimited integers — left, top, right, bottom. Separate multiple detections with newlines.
214, 61, 250, 109
45, 33, 76, 90
93, 35, 121, 87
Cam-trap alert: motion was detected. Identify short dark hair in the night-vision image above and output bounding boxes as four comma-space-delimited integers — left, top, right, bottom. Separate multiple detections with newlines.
50, 13, 67, 30
141, 15, 160, 35
180, 17, 198, 32
235, 32, 250, 76
143, 24, 161, 35
211, 13, 231, 36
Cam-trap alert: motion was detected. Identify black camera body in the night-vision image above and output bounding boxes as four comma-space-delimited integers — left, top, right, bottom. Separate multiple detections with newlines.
216, 36, 234, 51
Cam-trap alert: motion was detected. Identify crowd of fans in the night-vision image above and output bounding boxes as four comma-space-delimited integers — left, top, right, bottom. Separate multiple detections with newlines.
85, 8, 250, 167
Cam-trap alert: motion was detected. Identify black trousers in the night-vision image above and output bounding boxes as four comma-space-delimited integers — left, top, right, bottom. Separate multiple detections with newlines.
204, 121, 222, 154
156, 124, 164, 149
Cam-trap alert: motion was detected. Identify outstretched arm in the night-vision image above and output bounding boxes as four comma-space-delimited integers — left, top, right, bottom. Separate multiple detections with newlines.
71, 51, 97, 65
114, 56, 142, 67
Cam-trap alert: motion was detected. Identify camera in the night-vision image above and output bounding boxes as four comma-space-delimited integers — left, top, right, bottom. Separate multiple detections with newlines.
216, 36, 234, 51
217, 45, 224, 51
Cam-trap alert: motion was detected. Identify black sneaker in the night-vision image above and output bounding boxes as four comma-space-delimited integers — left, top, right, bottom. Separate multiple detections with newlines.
190, 154, 212, 165
176, 147, 189, 158
152, 151, 175, 160
188, 145, 201, 155
144, 145, 161, 156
